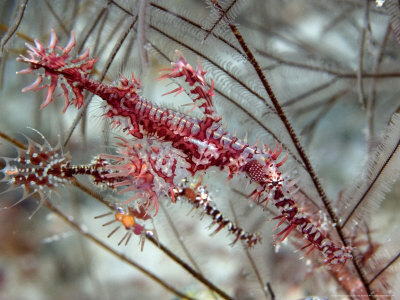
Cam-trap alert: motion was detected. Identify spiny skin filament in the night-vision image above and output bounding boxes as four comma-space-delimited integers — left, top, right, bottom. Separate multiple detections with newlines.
0, 132, 73, 209
1, 136, 71, 196
172, 178, 262, 248
244, 159, 352, 264
16, 30, 352, 264
99, 137, 190, 215
0, 134, 114, 207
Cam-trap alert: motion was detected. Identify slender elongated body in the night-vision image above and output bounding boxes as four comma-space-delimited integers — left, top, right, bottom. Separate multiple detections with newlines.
16, 29, 351, 264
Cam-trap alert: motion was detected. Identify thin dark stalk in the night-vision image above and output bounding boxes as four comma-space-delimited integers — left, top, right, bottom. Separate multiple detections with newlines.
256, 48, 348, 76
355, 0, 370, 108
228, 198, 269, 300
322, 6, 357, 34
150, 2, 243, 56
63, 16, 137, 147
0, 51, 6, 90
0, 0, 29, 53
113, 3, 273, 112
70, 178, 112, 209
149, 25, 274, 111
43, 0, 69, 34
301, 89, 350, 146
222, 3, 335, 225
210, 0, 373, 297
384, 0, 400, 45
76, 1, 111, 53
282, 77, 340, 107
159, 203, 218, 300
368, 251, 400, 285
107, 2, 309, 170
367, 23, 391, 154
159, 203, 203, 273
233, 18, 377, 300
243, 17, 332, 55
44, 200, 195, 300
73, 183, 230, 298
71, 178, 232, 299
109, 0, 132, 15
294, 88, 350, 116
71, 188, 105, 300
73, 183, 231, 299
266, 282, 275, 300
0, 130, 27, 150
0, 129, 230, 299
342, 137, 400, 228
257, 47, 400, 79
203, 0, 239, 41
326, 72, 400, 79
145, 234, 234, 300
150, 42, 305, 170
0, 24, 33, 43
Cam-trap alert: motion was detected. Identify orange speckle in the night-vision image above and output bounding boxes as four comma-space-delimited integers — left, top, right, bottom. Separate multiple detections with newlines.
6, 169, 19, 175
115, 212, 135, 229
184, 188, 197, 202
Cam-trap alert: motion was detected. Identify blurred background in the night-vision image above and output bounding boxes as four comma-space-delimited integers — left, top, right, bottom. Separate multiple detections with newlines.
0, 0, 399, 299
